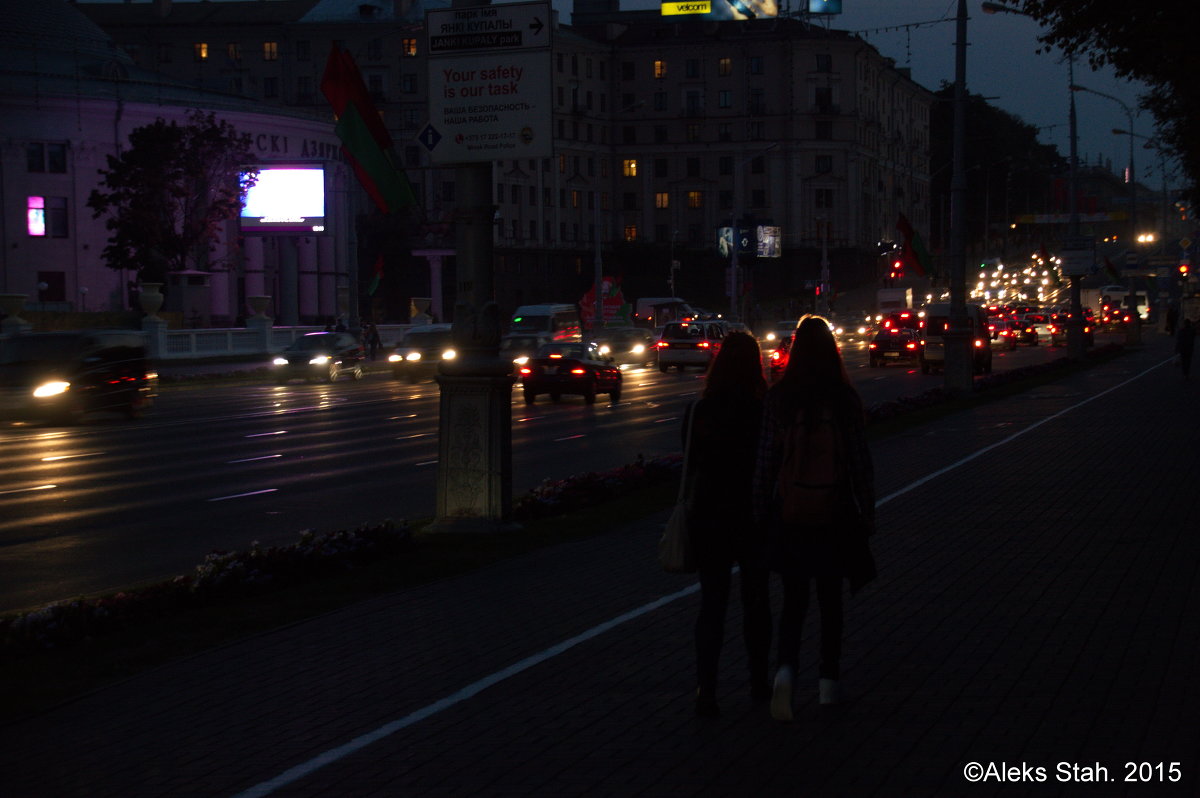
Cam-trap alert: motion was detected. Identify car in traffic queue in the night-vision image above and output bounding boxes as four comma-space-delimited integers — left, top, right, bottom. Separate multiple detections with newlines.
518, 341, 622, 405
920, 303, 992, 375
879, 310, 923, 333
868, 327, 923, 367
388, 323, 456, 382
499, 333, 542, 370
767, 329, 793, 381
273, 331, 365, 384
593, 327, 657, 368
0, 330, 157, 424
655, 320, 728, 372
1048, 313, 1095, 347
988, 318, 1019, 351
761, 320, 799, 351
1015, 313, 1052, 346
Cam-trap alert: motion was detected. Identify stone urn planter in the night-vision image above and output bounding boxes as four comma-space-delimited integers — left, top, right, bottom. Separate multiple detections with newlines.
138, 283, 164, 319
247, 295, 272, 320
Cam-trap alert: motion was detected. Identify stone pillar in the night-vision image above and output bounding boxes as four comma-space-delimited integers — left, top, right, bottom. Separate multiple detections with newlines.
297, 236, 319, 322
243, 237, 266, 297
318, 236, 337, 320
433, 374, 515, 526
246, 295, 273, 352
279, 238, 299, 327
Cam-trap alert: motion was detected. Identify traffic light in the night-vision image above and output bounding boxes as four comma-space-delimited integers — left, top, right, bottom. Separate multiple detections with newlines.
1181, 262, 1191, 278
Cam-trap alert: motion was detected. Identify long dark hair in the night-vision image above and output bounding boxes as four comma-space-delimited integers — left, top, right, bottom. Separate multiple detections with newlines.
704, 330, 767, 401
772, 315, 860, 421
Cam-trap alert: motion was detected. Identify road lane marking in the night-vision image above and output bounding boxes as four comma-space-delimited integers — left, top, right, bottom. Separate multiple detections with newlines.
245, 431, 287, 438
227, 455, 283, 464
231, 582, 701, 798
554, 434, 585, 441
232, 355, 1173, 797
0, 484, 56, 496
207, 489, 278, 502
40, 452, 103, 461
414, 460, 438, 467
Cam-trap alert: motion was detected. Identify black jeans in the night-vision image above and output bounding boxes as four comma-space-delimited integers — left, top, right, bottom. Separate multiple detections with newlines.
777, 573, 843, 680
695, 557, 772, 696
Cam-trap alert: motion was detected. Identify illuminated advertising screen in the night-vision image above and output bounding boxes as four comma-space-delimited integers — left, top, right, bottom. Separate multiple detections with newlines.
756, 225, 782, 258
808, 0, 842, 14
662, 0, 777, 19
239, 164, 326, 234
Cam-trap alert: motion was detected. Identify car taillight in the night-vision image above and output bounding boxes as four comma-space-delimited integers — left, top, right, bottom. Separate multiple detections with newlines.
974, 339, 984, 348
906, 342, 917, 350
570, 368, 586, 375
698, 341, 710, 349
656, 341, 669, 348
518, 367, 531, 375
868, 343, 877, 350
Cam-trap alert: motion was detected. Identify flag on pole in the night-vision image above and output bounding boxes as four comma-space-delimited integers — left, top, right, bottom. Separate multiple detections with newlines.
321, 44, 417, 214
367, 254, 384, 296
896, 213, 930, 277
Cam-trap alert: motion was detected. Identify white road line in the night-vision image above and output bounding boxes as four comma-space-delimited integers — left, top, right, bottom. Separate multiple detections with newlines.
227, 455, 283, 464
232, 582, 701, 798
207, 488, 278, 502
0, 484, 56, 496
232, 355, 1171, 797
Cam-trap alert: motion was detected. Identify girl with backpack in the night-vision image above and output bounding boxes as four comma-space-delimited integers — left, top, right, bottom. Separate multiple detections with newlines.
752, 316, 876, 720
683, 330, 773, 717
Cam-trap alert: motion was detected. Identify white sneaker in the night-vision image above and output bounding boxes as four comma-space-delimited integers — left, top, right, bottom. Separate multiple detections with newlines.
770, 667, 794, 721
819, 678, 840, 706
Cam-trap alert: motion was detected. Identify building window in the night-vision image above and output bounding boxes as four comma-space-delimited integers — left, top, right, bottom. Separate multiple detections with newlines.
403, 109, 419, 128
816, 154, 833, 173
297, 76, 313, 101
511, 184, 520, 204
27, 196, 67, 238
571, 190, 581, 209
623, 126, 636, 144
654, 59, 667, 79
686, 158, 700, 177
624, 225, 638, 242
263, 41, 278, 61
815, 86, 834, 111
718, 57, 733, 76
655, 192, 670, 209
749, 55, 763, 75
685, 91, 702, 115
687, 191, 703, 209
368, 38, 383, 61
402, 74, 417, 93
653, 91, 667, 111
622, 159, 638, 177
296, 40, 311, 61
401, 38, 418, 57
622, 192, 638, 210
654, 158, 669, 178
529, 186, 537, 206
748, 88, 765, 115
815, 188, 834, 209
718, 90, 732, 109
496, 183, 505, 204
654, 126, 668, 144
227, 43, 241, 61
405, 146, 420, 167
719, 157, 733, 176
751, 189, 766, 207
816, 120, 833, 140
263, 77, 279, 98
748, 121, 765, 140
194, 42, 209, 61
27, 142, 67, 173
622, 61, 635, 80
685, 59, 699, 78
529, 220, 538, 240
559, 154, 567, 173
543, 187, 552, 206
751, 155, 765, 174
816, 53, 832, 73
718, 123, 732, 142
367, 73, 385, 100
718, 190, 733, 210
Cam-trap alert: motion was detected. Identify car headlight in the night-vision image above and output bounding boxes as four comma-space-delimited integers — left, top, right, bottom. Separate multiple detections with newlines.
442, 349, 457, 360
309, 355, 331, 365
766, 332, 777, 341
513, 355, 529, 366
387, 354, 402, 363
405, 352, 422, 361
273, 357, 288, 366
598, 345, 611, 355
631, 344, 645, 355
33, 380, 71, 398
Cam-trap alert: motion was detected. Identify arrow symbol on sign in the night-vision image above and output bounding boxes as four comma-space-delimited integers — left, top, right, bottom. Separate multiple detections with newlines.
529, 16, 544, 35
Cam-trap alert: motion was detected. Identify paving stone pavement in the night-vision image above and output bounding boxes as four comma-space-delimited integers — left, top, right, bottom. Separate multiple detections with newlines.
3, 333, 1198, 797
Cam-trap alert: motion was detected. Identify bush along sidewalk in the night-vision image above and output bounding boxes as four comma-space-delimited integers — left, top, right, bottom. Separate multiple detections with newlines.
0, 342, 1126, 654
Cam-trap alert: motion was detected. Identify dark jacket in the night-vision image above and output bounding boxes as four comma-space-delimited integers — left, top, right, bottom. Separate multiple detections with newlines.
751, 383, 876, 590
682, 394, 764, 562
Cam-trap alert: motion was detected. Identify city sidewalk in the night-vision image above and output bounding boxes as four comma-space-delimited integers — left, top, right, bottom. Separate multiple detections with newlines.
3, 333, 1197, 797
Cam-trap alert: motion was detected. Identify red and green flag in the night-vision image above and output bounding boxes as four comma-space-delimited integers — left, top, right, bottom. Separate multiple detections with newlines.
321, 44, 417, 214
367, 254, 384, 296
896, 213, 931, 277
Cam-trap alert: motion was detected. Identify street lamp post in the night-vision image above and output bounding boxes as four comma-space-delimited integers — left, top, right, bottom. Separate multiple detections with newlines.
943, 0, 974, 394
1072, 83, 1141, 343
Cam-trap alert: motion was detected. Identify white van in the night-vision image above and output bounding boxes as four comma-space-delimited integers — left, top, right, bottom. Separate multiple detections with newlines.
509, 304, 582, 346
920, 303, 992, 375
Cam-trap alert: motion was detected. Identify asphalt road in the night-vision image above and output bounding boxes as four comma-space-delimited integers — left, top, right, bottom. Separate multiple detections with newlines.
0, 335, 1100, 612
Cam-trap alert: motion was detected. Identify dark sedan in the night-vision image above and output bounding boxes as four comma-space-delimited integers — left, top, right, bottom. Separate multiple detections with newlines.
868, 328, 923, 367
272, 332, 364, 384
518, 342, 622, 405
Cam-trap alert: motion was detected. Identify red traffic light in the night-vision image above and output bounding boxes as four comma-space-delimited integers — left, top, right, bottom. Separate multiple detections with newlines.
1181, 263, 1191, 277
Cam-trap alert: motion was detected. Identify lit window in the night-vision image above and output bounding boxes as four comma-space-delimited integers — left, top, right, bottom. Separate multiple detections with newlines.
27, 196, 45, 236
263, 41, 278, 61
622, 159, 638, 177
194, 42, 208, 61
687, 191, 703, 209
654, 60, 667, 79
227, 43, 241, 61
718, 57, 732, 76
624, 225, 638, 242
655, 192, 670, 209
571, 190, 580, 209
402, 38, 418, 57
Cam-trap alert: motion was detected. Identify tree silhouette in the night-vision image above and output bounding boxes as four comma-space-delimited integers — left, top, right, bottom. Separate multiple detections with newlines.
88, 110, 258, 283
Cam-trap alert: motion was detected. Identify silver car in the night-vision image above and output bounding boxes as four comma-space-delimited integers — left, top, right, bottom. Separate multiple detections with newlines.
655, 320, 728, 372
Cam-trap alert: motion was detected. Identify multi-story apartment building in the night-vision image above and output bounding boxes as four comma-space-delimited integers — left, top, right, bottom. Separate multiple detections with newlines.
75, 0, 931, 320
